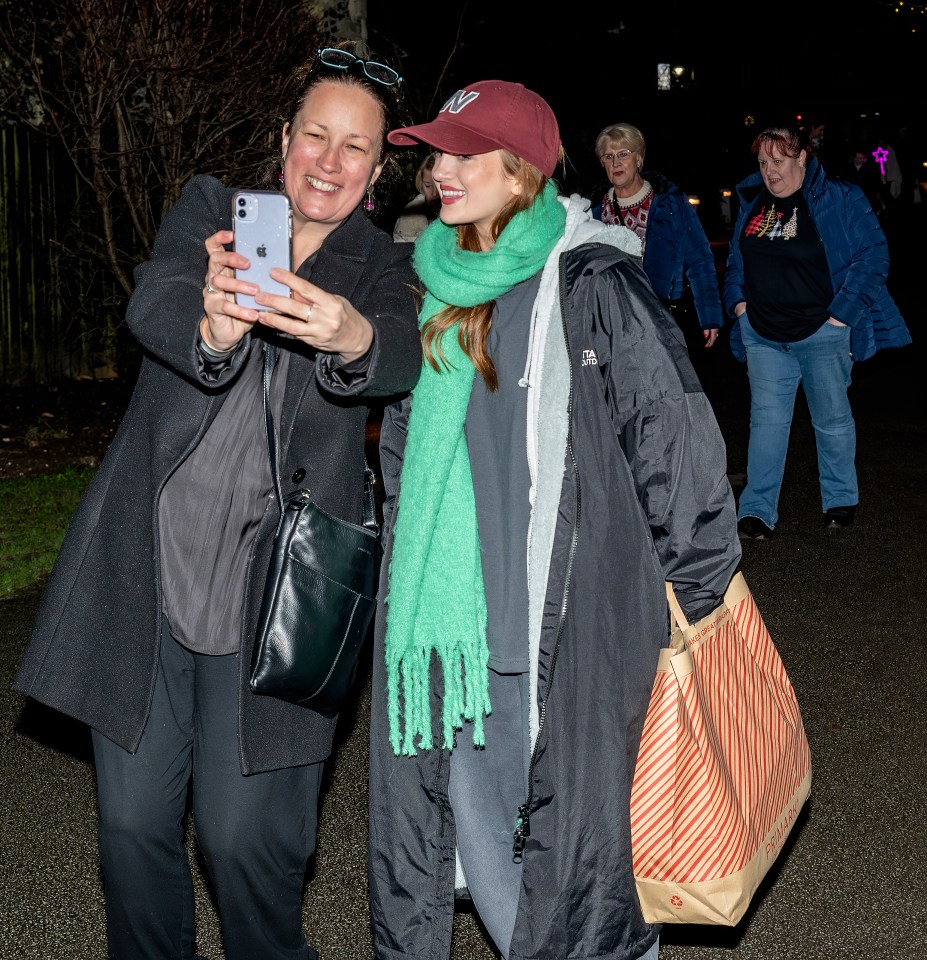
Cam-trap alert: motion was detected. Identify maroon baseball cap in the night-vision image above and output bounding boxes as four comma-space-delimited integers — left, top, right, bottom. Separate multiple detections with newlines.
387, 80, 561, 177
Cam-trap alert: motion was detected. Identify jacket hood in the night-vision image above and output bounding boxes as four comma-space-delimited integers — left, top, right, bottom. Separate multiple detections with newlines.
559, 193, 642, 257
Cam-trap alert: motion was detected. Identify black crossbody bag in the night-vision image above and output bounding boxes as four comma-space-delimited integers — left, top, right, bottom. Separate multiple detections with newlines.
250, 342, 381, 715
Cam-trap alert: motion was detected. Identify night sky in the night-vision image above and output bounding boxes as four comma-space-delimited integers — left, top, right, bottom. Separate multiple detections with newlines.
367, 0, 923, 198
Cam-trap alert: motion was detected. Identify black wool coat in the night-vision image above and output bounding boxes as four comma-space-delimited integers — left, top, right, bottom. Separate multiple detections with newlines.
14, 175, 422, 774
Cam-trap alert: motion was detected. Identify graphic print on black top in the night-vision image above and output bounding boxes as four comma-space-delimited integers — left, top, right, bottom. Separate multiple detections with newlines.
740, 188, 834, 343
745, 201, 798, 241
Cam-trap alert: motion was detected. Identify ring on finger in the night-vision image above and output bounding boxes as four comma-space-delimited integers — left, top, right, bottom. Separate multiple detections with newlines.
304, 303, 314, 321
205, 278, 219, 295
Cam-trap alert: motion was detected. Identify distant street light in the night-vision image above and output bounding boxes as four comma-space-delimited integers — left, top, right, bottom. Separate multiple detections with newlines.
657, 63, 671, 91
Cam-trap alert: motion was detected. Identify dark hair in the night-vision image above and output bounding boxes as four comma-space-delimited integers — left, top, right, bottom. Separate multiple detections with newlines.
259, 41, 410, 204
414, 152, 437, 194
750, 125, 811, 160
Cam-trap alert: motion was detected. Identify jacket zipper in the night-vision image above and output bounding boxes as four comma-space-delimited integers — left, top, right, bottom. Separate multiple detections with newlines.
513, 257, 581, 862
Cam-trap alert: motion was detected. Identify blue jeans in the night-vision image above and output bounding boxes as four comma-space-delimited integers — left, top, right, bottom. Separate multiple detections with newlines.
738, 314, 857, 528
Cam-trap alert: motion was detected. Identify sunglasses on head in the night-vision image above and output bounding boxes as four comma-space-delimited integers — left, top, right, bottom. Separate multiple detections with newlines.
317, 48, 402, 87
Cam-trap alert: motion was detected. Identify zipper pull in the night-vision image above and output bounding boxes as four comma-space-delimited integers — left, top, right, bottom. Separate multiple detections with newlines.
512, 803, 531, 862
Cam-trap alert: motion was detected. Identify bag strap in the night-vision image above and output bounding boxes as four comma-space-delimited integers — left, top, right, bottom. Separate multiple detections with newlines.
664, 582, 690, 631
664, 582, 689, 653
262, 340, 378, 534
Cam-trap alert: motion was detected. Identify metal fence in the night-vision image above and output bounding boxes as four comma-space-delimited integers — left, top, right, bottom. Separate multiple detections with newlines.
0, 124, 125, 384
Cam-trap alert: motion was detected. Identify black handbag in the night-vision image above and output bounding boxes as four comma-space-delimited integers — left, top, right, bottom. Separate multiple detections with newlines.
250, 342, 381, 716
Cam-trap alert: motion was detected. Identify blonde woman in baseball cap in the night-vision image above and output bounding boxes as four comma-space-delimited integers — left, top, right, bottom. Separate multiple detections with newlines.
367, 80, 741, 960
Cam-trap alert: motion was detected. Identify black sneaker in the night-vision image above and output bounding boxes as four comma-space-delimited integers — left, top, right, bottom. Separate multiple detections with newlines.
823, 505, 856, 529
737, 516, 774, 540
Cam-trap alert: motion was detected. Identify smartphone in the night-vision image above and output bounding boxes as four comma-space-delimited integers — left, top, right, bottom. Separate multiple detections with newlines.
231, 190, 293, 312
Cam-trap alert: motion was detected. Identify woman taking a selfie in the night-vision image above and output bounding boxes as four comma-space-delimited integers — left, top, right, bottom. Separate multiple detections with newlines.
367, 81, 740, 960
14, 44, 421, 960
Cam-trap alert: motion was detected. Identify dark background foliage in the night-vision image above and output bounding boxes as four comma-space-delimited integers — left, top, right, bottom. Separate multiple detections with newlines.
0, 0, 323, 382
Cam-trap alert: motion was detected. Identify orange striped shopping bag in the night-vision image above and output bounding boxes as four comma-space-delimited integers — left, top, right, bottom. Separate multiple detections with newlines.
630, 572, 812, 925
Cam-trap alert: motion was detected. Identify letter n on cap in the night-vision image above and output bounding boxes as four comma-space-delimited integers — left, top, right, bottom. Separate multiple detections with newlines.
441, 90, 480, 115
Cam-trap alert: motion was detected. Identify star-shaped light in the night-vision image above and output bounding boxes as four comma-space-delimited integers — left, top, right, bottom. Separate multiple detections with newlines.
872, 147, 889, 174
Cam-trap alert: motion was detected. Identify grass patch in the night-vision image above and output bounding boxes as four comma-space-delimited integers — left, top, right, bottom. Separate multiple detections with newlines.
0, 466, 95, 598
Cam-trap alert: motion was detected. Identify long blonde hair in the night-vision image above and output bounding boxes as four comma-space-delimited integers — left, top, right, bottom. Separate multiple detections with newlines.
422, 150, 550, 392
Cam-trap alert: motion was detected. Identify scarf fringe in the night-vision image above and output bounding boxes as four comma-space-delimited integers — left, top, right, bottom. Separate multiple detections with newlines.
387, 643, 492, 756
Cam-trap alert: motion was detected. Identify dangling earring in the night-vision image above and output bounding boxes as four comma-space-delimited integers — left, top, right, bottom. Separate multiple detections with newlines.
278, 156, 286, 188
364, 188, 375, 212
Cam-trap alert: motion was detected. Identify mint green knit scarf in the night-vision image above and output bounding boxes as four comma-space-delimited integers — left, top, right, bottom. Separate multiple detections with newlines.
385, 183, 566, 756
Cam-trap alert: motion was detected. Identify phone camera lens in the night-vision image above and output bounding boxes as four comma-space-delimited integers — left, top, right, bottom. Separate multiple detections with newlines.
237, 209, 246, 218
237, 197, 246, 207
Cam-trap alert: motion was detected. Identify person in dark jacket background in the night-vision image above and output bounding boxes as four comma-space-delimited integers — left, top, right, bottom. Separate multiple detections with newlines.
588, 122, 723, 351
392, 150, 439, 242
724, 124, 910, 540
841, 144, 886, 218
12, 44, 421, 960
367, 81, 740, 960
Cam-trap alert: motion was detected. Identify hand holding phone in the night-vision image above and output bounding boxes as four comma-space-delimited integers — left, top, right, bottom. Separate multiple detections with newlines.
231, 191, 293, 312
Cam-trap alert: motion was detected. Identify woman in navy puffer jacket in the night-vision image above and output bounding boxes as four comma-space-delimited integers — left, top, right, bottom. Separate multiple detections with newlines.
589, 122, 723, 349
723, 125, 910, 540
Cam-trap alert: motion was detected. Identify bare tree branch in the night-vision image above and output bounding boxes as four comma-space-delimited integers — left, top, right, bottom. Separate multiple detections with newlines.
0, 0, 323, 372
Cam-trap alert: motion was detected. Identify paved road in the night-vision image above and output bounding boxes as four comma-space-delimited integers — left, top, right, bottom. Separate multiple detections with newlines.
2, 243, 924, 960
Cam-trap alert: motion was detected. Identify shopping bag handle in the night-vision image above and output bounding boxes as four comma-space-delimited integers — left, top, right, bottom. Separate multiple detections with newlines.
665, 582, 690, 629
665, 583, 689, 653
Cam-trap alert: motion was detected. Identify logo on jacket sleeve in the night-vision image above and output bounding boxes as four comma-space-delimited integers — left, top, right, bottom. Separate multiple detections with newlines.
582, 349, 598, 367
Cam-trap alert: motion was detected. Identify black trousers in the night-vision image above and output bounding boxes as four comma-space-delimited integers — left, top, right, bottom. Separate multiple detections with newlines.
91, 624, 323, 960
